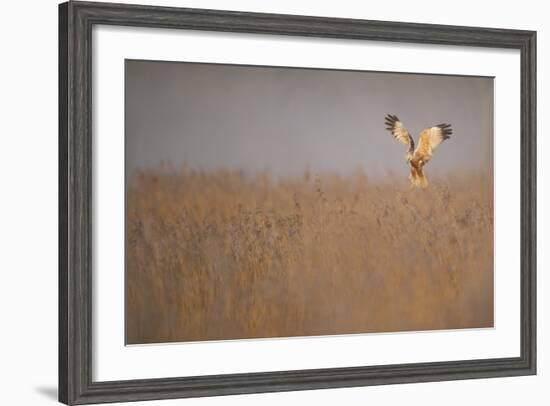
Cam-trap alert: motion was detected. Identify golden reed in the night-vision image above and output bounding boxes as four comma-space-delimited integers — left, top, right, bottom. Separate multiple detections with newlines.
126, 168, 493, 344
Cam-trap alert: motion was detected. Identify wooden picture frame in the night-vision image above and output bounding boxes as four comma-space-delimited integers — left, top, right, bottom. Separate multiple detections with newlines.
59, 1, 536, 404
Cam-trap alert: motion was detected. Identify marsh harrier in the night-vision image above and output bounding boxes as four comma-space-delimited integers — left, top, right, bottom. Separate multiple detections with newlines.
384, 114, 452, 188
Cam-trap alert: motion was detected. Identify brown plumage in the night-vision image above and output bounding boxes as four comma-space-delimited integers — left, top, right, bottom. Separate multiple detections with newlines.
385, 114, 452, 188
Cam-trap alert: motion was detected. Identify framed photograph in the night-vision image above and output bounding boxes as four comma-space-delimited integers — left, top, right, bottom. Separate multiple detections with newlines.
59, 1, 536, 404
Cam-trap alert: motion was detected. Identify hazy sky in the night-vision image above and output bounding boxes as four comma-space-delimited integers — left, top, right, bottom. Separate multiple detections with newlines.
125, 60, 493, 178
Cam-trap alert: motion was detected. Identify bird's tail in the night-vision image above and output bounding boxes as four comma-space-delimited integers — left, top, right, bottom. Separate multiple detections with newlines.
409, 166, 428, 188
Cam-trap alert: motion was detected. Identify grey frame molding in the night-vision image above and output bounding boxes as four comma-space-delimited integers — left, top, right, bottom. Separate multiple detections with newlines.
59, 1, 536, 404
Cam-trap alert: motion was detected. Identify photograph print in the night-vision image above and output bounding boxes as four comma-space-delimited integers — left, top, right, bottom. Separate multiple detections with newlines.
125, 60, 494, 345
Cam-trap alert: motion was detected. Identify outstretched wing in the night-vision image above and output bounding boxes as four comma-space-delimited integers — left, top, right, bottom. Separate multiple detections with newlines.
415, 123, 452, 159
384, 114, 414, 154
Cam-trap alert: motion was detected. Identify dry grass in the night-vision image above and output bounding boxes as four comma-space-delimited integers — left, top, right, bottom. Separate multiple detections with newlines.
126, 168, 493, 344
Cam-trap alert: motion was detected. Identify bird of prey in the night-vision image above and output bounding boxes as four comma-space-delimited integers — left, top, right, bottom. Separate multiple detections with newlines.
384, 114, 452, 188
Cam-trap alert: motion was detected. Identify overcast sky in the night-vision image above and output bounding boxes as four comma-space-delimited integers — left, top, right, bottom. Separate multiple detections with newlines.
125, 60, 493, 179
